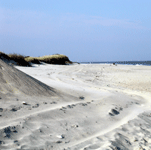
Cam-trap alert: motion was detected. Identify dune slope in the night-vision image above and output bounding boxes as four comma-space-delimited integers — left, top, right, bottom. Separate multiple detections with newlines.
0, 60, 55, 97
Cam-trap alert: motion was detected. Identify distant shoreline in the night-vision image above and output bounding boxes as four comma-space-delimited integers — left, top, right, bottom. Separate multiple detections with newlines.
80, 60, 151, 66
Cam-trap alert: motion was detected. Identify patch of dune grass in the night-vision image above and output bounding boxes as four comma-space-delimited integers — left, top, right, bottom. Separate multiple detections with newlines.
8, 53, 31, 66
36, 54, 72, 65
25, 57, 41, 64
25, 54, 72, 65
0, 52, 72, 66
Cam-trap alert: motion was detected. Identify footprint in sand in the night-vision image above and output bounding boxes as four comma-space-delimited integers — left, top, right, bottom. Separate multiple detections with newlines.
50, 101, 57, 104
11, 108, 18, 112
32, 104, 39, 108
56, 141, 62, 144
14, 140, 18, 143
0, 108, 3, 112
0, 141, 4, 145
79, 103, 87, 106
79, 96, 85, 100
3, 126, 18, 138
109, 109, 120, 116
67, 105, 75, 108
11, 106, 21, 112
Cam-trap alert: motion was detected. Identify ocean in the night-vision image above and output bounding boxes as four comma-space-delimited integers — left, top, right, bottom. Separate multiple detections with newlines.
80, 61, 151, 66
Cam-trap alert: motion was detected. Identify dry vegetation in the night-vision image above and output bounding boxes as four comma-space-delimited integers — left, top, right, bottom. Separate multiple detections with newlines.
24, 57, 41, 64
8, 53, 31, 66
35, 54, 72, 65
0, 52, 72, 66
0, 51, 10, 60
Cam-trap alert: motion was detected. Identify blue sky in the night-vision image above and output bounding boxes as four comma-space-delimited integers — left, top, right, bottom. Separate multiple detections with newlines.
0, 0, 151, 61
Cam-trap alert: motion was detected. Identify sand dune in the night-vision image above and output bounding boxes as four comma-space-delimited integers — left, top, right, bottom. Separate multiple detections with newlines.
0, 60, 55, 97
0, 61, 151, 149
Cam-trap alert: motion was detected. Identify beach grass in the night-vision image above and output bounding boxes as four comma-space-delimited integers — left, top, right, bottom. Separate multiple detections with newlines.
36, 54, 72, 65
0, 52, 72, 66
25, 57, 41, 64
8, 53, 31, 66
25, 54, 72, 65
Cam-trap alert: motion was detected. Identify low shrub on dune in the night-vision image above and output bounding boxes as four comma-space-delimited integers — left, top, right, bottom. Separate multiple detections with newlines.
8, 53, 31, 66
0, 51, 10, 60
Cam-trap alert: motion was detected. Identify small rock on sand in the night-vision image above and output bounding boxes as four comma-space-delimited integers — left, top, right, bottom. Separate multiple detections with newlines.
56, 134, 65, 139
22, 101, 28, 105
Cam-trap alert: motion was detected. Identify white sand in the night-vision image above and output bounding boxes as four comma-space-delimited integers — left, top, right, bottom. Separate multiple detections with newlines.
0, 61, 151, 150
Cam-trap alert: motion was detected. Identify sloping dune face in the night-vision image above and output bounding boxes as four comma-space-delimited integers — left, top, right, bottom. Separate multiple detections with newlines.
0, 59, 55, 97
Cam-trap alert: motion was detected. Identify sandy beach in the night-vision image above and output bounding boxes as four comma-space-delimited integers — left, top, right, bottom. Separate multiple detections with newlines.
0, 60, 151, 150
